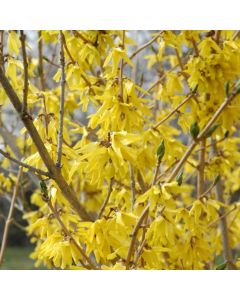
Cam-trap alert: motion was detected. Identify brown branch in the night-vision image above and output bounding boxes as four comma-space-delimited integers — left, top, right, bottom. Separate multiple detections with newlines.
72, 30, 94, 46
98, 178, 114, 219
126, 205, 149, 269
197, 139, 206, 198
167, 88, 240, 182
48, 200, 98, 269
152, 92, 195, 130
151, 156, 161, 186
129, 163, 136, 210
38, 31, 45, 91
199, 176, 219, 200
118, 30, 125, 101
0, 148, 49, 177
0, 30, 4, 68
0, 167, 22, 267
56, 31, 65, 168
43, 56, 59, 68
215, 30, 221, 44
233, 30, 240, 41
191, 37, 199, 56
0, 66, 92, 221
211, 140, 233, 269
207, 205, 238, 228
61, 32, 75, 65
129, 31, 163, 61
20, 30, 28, 113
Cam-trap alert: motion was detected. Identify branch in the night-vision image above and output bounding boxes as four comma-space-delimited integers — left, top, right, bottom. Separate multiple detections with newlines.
56, 31, 65, 168
0, 167, 22, 267
129, 163, 136, 210
211, 139, 233, 269
0, 148, 49, 177
97, 178, 114, 219
167, 88, 240, 182
0, 66, 92, 221
0, 30, 4, 68
199, 176, 219, 200
43, 56, 59, 68
38, 31, 45, 91
129, 31, 163, 61
125, 205, 149, 269
72, 30, 95, 46
152, 91, 195, 130
61, 32, 75, 64
118, 30, 125, 101
151, 156, 161, 186
197, 139, 206, 198
20, 30, 28, 113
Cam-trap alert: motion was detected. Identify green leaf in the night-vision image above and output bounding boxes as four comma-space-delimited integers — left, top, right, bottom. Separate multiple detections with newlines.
216, 261, 228, 270
213, 175, 220, 185
224, 82, 229, 97
190, 121, 200, 139
157, 140, 165, 160
176, 171, 183, 186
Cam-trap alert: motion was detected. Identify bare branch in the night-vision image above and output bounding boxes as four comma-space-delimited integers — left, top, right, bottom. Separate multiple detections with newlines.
151, 156, 161, 186
211, 140, 233, 269
20, 30, 28, 113
0, 167, 23, 266
56, 30, 65, 168
197, 139, 206, 198
129, 163, 136, 210
98, 178, 114, 219
126, 205, 149, 269
152, 92, 195, 130
0, 148, 49, 177
129, 31, 163, 61
0, 30, 4, 68
118, 30, 125, 101
38, 31, 45, 91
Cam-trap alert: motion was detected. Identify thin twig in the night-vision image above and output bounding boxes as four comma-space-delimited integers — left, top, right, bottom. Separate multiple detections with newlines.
207, 205, 238, 228
119, 30, 125, 101
129, 163, 136, 210
61, 33, 75, 65
197, 139, 206, 198
38, 31, 45, 91
43, 56, 59, 67
211, 139, 233, 269
56, 31, 65, 168
98, 178, 114, 219
125, 205, 149, 269
152, 92, 195, 130
0, 30, 4, 68
72, 30, 94, 46
129, 31, 163, 61
0, 167, 22, 267
233, 30, 240, 41
151, 156, 161, 186
0, 148, 49, 176
20, 30, 28, 113
199, 177, 220, 200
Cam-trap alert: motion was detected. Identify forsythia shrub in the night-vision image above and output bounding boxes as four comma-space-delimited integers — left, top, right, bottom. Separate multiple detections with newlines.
0, 30, 240, 269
